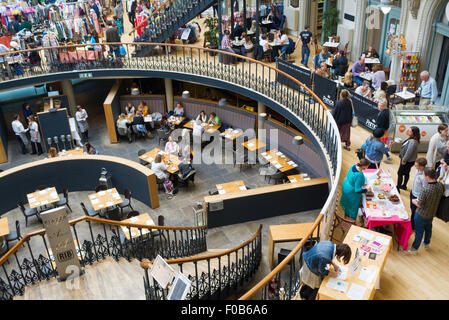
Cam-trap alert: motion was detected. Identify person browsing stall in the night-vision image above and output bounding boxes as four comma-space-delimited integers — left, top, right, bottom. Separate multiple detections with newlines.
415, 71, 438, 107
426, 124, 448, 170
361, 128, 393, 169
397, 126, 421, 192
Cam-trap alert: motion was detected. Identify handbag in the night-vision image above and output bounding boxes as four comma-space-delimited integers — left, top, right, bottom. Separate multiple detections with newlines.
350, 99, 358, 127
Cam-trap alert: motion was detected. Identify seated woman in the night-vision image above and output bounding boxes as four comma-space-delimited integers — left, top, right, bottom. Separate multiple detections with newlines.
47, 147, 57, 158
243, 36, 254, 59
137, 101, 149, 116
340, 158, 371, 220
196, 110, 208, 123
208, 112, 221, 126
315, 62, 329, 78
373, 81, 388, 103
343, 71, 355, 90
151, 154, 168, 182
173, 103, 184, 116
165, 136, 180, 155
116, 113, 133, 143
371, 64, 386, 92
125, 102, 135, 116
249, 20, 257, 34
132, 111, 147, 134
84, 142, 98, 155
355, 80, 373, 99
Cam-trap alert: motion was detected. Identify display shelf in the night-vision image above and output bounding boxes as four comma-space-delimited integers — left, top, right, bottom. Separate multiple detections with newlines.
399, 52, 420, 91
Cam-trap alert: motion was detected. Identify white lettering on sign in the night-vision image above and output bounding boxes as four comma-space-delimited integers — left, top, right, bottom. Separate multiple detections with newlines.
365, 119, 377, 130
323, 95, 335, 107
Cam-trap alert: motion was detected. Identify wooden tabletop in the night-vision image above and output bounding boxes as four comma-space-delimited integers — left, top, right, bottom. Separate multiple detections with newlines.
88, 187, 123, 211
268, 222, 318, 270
216, 180, 246, 195
242, 138, 266, 152
0, 217, 9, 237
120, 213, 155, 240
288, 173, 311, 183
27, 187, 60, 209
139, 148, 181, 174
167, 116, 185, 125
184, 120, 220, 134
58, 148, 84, 157
261, 149, 298, 172
219, 128, 244, 140
318, 225, 392, 300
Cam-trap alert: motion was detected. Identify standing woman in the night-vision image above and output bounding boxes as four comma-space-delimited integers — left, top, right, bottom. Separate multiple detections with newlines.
331, 89, 353, 151
426, 124, 449, 170
397, 126, 420, 191
28, 116, 43, 155
300, 241, 352, 300
340, 158, 371, 220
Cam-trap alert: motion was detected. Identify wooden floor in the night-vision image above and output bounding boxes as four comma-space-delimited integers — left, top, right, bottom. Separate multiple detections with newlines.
342, 126, 449, 300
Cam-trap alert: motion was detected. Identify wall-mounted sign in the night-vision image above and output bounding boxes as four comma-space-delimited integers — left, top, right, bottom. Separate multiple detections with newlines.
79, 72, 93, 79
41, 206, 82, 281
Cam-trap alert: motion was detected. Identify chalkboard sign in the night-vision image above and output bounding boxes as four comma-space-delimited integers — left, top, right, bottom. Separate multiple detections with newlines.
350, 92, 379, 131
276, 59, 312, 91
37, 108, 72, 151
313, 73, 338, 109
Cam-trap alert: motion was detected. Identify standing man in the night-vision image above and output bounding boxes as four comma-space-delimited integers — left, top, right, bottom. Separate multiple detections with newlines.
11, 114, 29, 154
105, 20, 121, 58
28, 115, 43, 155
76, 105, 89, 143
415, 71, 438, 108
407, 168, 445, 254
114, 0, 124, 35
295, 25, 313, 67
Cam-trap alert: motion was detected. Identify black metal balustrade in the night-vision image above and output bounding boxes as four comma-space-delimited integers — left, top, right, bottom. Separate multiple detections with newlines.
0, 216, 207, 300
141, 225, 262, 300
0, 42, 342, 301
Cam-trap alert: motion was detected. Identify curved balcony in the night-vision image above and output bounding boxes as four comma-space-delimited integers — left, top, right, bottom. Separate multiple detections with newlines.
0, 43, 342, 300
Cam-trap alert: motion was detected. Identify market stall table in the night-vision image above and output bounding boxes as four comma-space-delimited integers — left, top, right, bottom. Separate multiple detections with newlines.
242, 138, 266, 152
27, 187, 60, 209
139, 148, 181, 174
216, 180, 246, 195
317, 225, 392, 300
88, 188, 123, 211
268, 222, 318, 270
260, 149, 298, 172
361, 169, 413, 250
120, 213, 155, 240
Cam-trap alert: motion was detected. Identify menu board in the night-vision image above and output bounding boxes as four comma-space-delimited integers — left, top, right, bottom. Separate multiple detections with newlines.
276, 59, 312, 91
350, 92, 379, 131
313, 73, 338, 109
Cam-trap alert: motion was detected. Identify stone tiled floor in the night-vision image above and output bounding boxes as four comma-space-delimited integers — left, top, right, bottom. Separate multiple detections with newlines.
0, 100, 320, 298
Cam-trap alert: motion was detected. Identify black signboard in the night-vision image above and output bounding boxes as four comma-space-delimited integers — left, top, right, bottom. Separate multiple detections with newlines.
276, 59, 312, 91
350, 91, 379, 132
313, 73, 338, 109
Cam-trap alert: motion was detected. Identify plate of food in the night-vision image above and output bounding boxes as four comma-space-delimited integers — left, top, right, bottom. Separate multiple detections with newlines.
373, 179, 381, 186
389, 194, 400, 203
380, 183, 392, 193
377, 193, 387, 200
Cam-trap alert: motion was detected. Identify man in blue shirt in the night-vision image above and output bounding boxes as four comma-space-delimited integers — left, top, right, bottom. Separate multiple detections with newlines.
295, 25, 313, 67
415, 71, 438, 108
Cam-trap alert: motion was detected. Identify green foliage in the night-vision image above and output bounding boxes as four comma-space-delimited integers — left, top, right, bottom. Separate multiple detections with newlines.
322, 7, 340, 40
204, 16, 219, 48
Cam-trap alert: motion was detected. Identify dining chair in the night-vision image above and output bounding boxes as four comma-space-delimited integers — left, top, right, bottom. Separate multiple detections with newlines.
118, 189, 134, 215
95, 185, 107, 193
56, 188, 72, 212
5, 220, 22, 251
80, 202, 100, 218
17, 201, 40, 227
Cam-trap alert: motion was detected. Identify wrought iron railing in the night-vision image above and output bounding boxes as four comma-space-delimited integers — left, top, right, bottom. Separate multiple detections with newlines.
0, 42, 342, 300
140, 225, 262, 300
0, 215, 207, 300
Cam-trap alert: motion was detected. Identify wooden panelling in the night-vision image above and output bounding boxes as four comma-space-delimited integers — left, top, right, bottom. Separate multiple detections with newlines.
103, 80, 122, 144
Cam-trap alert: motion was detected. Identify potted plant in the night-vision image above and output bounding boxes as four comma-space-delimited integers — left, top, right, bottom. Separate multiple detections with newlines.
203, 16, 219, 56
322, 7, 340, 41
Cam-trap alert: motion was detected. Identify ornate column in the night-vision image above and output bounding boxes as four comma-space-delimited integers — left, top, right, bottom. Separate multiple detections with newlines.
351, 0, 368, 62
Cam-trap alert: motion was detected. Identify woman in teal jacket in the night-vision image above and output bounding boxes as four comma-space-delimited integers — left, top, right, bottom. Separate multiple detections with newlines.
340, 158, 371, 219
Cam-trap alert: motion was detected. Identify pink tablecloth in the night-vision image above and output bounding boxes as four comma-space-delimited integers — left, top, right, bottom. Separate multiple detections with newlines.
59, 50, 102, 62
362, 168, 413, 250
365, 216, 413, 251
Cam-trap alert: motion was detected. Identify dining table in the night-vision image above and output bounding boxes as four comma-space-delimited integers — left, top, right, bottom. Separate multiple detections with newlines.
120, 213, 156, 240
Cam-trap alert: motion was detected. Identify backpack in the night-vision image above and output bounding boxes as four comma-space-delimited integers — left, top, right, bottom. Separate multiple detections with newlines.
163, 178, 174, 194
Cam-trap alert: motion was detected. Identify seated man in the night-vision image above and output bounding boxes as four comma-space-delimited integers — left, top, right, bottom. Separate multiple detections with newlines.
355, 80, 373, 99
208, 112, 221, 126
351, 56, 367, 86
220, 30, 236, 64
313, 48, 330, 70
277, 30, 290, 59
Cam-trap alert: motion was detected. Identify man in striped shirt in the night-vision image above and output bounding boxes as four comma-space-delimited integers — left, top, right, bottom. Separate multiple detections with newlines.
407, 168, 445, 254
